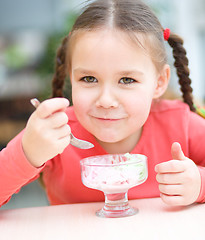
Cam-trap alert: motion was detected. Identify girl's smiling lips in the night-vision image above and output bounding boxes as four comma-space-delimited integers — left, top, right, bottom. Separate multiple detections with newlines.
95, 117, 122, 121
90, 115, 127, 123
89, 110, 128, 121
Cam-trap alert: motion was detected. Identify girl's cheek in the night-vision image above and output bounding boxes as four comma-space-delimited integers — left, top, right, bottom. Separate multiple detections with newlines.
73, 93, 91, 113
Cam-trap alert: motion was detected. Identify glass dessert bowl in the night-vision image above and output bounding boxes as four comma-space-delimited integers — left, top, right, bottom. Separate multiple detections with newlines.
80, 153, 148, 218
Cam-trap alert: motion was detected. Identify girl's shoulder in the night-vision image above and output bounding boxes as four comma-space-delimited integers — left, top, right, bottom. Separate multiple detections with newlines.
150, 99, 205, 126
150, 99, 190, 114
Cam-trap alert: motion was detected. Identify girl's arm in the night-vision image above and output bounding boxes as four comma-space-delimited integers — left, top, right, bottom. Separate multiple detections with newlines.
0, 97, 71, 207
188, 111, 205, 203
0, 131, 44, 207
155, 112, 205, 206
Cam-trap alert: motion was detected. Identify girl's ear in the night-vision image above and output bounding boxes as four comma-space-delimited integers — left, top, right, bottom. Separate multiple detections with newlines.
153, 64, 170, 99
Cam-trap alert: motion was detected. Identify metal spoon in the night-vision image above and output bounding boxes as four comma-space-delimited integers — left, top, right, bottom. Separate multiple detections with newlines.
30, 98, 94, 149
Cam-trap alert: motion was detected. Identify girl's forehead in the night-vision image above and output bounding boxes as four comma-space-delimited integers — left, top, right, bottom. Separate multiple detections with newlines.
69, 28, 150, 61
67, 28, 161, 74
68, 28, 159, 76
71, 28, 146, 47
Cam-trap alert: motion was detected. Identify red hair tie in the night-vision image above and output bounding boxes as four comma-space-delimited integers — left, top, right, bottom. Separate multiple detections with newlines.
163, 28, 170, 41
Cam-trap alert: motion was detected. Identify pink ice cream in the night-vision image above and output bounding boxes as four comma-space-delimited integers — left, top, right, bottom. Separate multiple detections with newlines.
81, 153, 147, 194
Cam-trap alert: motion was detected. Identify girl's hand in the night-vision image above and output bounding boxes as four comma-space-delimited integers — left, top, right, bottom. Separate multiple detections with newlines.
22, 98, 71, 168
155, 142, 201, 206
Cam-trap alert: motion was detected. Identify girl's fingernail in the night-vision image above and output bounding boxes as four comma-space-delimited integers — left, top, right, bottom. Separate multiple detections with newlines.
30, 98, 40, 108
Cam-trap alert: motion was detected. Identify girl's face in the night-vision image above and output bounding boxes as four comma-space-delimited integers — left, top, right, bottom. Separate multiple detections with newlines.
69, 29, 167, 153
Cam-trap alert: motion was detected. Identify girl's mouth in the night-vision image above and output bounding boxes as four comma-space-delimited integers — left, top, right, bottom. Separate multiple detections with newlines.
89, 111, 128, 123
93, 116, 124, 122
97, 117, 120, 121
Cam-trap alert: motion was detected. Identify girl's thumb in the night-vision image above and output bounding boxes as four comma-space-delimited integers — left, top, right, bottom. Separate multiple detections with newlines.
171, 142, 186, 160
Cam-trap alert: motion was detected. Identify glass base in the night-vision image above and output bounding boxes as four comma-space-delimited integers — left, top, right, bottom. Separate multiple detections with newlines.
96, 192, 139, 218
96, 206, 138, 218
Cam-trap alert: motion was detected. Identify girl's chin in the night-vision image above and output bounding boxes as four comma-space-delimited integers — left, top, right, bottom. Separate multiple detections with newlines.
94, 134, 123, 144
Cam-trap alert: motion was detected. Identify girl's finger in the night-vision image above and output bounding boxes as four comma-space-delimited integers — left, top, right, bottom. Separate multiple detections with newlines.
56, 135, 72, 154
48, 112, 69, 129
155, 160, 185, 173
156, 172, 184, 185
36, 98, 69, 119
158, 183, 183, 196
56, 124, 71, 139
171, 142, 186, 160
160, 193, 185, 206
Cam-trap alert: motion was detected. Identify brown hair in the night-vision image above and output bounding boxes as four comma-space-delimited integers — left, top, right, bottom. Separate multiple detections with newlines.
51, 0, 195, 111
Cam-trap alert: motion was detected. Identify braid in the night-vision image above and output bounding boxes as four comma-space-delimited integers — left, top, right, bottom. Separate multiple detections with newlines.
51, 36, 69, 98
167, 32, 195, 112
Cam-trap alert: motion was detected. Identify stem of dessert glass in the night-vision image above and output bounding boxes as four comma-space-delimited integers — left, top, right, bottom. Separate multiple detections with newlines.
103, 192, 130, 212
96, 191, 138, 217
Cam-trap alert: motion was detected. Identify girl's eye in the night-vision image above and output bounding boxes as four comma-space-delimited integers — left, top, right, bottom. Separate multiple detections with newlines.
81, 76, 97, 83
119, 77, 136, 84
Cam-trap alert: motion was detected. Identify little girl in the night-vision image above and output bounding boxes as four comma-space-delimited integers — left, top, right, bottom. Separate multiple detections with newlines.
1, 0, 205, 207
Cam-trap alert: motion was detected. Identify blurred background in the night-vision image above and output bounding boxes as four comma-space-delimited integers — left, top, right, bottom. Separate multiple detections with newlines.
0, 0, 204, 209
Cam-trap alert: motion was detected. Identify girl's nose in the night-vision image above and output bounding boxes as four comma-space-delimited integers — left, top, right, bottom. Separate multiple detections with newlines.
95, 86, 118, 109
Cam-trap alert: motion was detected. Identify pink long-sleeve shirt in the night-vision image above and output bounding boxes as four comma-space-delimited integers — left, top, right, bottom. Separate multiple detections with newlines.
1, 99, 205, 206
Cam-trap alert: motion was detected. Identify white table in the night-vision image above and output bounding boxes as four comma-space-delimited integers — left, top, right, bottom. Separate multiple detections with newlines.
0, 198, 204, 240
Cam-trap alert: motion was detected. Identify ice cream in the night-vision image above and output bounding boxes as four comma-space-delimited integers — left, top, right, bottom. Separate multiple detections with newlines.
81, 153, 147, 194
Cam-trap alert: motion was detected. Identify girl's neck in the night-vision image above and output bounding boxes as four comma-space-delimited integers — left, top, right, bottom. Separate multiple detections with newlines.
96, 128, 143, 154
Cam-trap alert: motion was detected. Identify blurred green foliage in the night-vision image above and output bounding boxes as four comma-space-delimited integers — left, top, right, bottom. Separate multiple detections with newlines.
4, 45, 29, 70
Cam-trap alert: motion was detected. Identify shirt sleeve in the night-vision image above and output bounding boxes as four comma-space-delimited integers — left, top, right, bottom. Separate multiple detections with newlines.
0, 131, 44, 207
196, 166, 205, 203
188, 112, 205, 203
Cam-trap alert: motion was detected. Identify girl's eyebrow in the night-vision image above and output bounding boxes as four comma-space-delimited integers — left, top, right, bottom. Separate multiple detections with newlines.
117, 70, 144, 76
73, 68, 96, 75
74, 68, 144, 76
